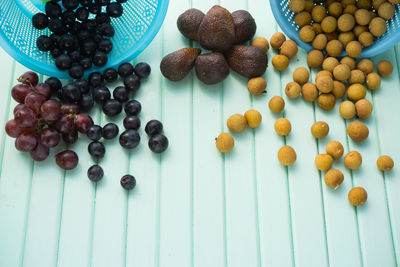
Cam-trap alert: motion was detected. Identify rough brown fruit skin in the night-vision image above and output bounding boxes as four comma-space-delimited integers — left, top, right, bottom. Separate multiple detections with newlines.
195, 52, 230, 85
227, 114, 247, 133
270, 32, 286, 49
280, 40, 298, 59
318, 93, 336, 110
377, 155, 394, 171
326, 141, 344, 159
347, 121, 369, 141
177, 9, 205, 41
377, 60, 393, 77
278, 145, 297, 166
225, 45, 268, 78
232, 10, 257, 44
324, 169, 344, 189
344, 151, 362, 170
301, 83, 319, 102
307, 50, 324, 68
216, 132, 234, 152
198, 5, 235, 52
160, 48, 201, 81
272, 55, 289, 71
348, 187, 367, 206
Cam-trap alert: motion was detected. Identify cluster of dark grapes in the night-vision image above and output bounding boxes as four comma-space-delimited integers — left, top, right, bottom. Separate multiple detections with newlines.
32, 0, 127, 79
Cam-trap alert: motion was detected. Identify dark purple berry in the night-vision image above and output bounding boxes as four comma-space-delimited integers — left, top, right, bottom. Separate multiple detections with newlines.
120, 175, 136, 190
88, 165, 104, 182
32, 13, 49, 30
145, 120, 163, 136
148, 134, 169, 153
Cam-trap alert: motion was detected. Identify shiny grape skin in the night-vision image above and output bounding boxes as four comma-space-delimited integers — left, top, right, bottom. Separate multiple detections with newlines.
61, 103, 80, 114
62, 129, 78, 145
24, 92, 46, 115
12, 84, 34, 103
40, 99, 61, 122
35, 83, 52, 99
55, 114, 75, 134
18, 71, 39, 87
14, 106, 38, 128
40, 128, 60, 148
15, 132, 38, 152
74, 114, 94, 133
13, 104, 25, 116
30, 143, 50, 161
5, 119, 25, 138
55, 150, 79, 170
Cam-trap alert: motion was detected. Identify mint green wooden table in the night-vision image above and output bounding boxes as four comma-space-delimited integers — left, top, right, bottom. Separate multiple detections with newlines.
0, 1, 399, 267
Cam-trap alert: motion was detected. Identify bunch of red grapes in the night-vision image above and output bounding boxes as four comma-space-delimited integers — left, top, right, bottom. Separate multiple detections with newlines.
5, 71, 93, 170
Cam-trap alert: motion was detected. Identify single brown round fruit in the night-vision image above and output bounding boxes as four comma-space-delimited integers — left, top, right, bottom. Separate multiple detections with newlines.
346, 41, 362, 58
339, 101, 356, 119
326, 40, 343, 57
304, 0, 314, 11
227, 114, 247, 133
315, 154, 334, 171
293, 67, 310, 85
270, 32, 286, 49
315, 70, 333, 81
357, 59, 374, 75
311, 121, 329, 139
332, 81, 346, 98
328, 2, 343, 17
269, 96, 285, 113
338, 31, 356, 47
333, 64, 351, 81
348, 69, 365, 84
369, 17, 387, 37
252, 37, 270, 52
274, 118, 292, 136
325, 169, 344, 189
326, 140, 344, 159
358, 31, 374, 47
344, 151, 362, 170
347, 83, 366, 101
373, 0, 386, 10
348, 187, 367, 206
338, 14, 355, 32
321, 16, 337, 33
312, 23, 323, 34
377, 155, 394, 171
347, 121, 369, 141
299, 25, 316, 42
280, 40, 298, 59
312, 5, 326, 22
366, 73, 381, 90
313, 33, 328, 50
302, 83, 319, 102
278, 145, 297, 166
285, 82, 301, 99
307, 50, 324, 68
216, 133, 234, 153
248, 77, 267, 96
318, 93, 336, 110
316, 75, 334, 93
244, 109, 262, 128
340, 56, 356, 70
344, 4, 358, 15
322, 57, 340, 72
295, 11, 312, 27
355, 99, 373, 119
377, 60, 393, 77
354, 9, 371, 25
353, 25, 368, 37
378, 2, 395, 20
272, 55, 290, 71
289, 0, 306, 13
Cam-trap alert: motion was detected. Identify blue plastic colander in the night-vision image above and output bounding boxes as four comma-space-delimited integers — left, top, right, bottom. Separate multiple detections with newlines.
270, 0, 400, 58
0, 0, 168, 78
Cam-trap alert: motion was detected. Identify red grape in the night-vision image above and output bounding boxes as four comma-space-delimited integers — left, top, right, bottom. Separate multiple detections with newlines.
5, 119, 24, 138
30, 143, 49, 161
40, 99, 61, 122
15, 105, 38, 128
15, 132, 38, 151
12, 84, 33, 103
62, 129, 78, 145
35, 83, 52, 99
55, 150, 79, 170
74, 114, 94, 133
18, 71, 39, 87
25, 92, 46, 115
61, 103, 80, 115
40, 128, 60, 148
13, 103, 25, 116
55, 114, 75, 134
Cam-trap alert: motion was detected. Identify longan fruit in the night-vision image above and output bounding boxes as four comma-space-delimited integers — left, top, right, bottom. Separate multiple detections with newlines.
353, 25, 368, 37
332, 81, 346, 98
312, 5, 326, 22
326, 32, 339, 41
307, 50, 324, 68
302, 83, 319, 102
318, 93, 336, 110
344, 4, 358, 15
346, 41, 362, 58
324, 169, 344, 189
358, 32, 373, 47
377, 60, 393, 77
349, 69, 365, 84
328, 2, 343, 18
354, 9, 371, 26
269, 96, 285, 113
347, 83, 366, 101
312, 34, 328, 50
216, 133, 234, 153
373, 0, 386, 10
341, 0, 356, 6
322, 57, 340, 72
244, 109, 262, 128
338, 31, 356, 47
340, 56, 356, 70
272, 55, 290, 71
304, 0, 314, 12
274, 118, 292, 136
348, 187, 367, 206
321, 16, 337, 33
315, 70, 333, 81
299, 25, 316, 43
347, 121, 369, 141
227, 114, 247, 132
369, 17, 387, 37
293, 67, 310, 85
312, 23, 323, 34
357, 0, 372, 9
366, 73, 381, 90
315, 154, 334, 171
378, 2, 395, 20
280, 40, 298, 59
326, 141, 344, 159
339, 100, 356, 119
377, 155, 394, 171
357, 59, 374, 75
252, 37, 270, 52
344, 151, 362, 170
326, 40, 344, 57
333, 64, 351, 81
338, 14, 356, 31
270, 32, 286, 49
316, 75, 334, 93
248, 77, 267, 95
355, 99, 373, 119
278, 145, 297, 166
311, 121, 329, 138
295, 11, 312, 27
289, 0, 306, 13
285, 82, 301, 99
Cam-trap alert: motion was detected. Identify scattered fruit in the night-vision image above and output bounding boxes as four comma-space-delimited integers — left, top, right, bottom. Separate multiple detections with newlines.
311, 121, 329, 139
344, 151, 362, 170
326, 141, 344, 159
285, 82, 301, 99
160, 48, 201, 81
348, 187, 367, 206
195, 52, 230, 85
244, 110, 262, 128
225, 45, 268, 78
274, 118, 292, 136
347, 121, 369, 141
377, 60, 394, 77
269, 96, 285, 113
324, 169, 344, 189
315, 154, 333, 171
277, 145, 297, 166
120, 174, 136, 190
377, 155, 394, 171
248, 77, 267, 96
216, 132, 234, 153
227, 114, 247, 133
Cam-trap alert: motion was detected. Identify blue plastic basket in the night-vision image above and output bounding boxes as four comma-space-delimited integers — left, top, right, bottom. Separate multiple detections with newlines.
270, 0, 400, 58
0, 0, 169, 78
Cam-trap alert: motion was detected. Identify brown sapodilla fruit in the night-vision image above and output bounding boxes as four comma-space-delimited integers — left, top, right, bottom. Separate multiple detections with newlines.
232, 10, 257, 44
160, 48, 201, 81
225, 45, 268, 78
198, 5, 235, 52
195, 52, 230, 85
177, 9, 205, 41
